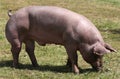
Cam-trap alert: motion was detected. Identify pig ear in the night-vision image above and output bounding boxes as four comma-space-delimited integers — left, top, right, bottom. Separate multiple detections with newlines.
93, 44, 111, 56
104, 43, 116, 52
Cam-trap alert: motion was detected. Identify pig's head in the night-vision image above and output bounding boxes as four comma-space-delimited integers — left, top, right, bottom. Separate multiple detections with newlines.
80, 42, 116, 71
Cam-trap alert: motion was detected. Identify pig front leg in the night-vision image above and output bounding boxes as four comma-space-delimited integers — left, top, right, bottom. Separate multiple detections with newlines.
24, 40, 38, 67
66, 57, 72, 67
64, 44, 79, 74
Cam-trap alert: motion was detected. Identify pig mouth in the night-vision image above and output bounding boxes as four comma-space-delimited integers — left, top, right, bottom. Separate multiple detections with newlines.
92, 66, 103, 71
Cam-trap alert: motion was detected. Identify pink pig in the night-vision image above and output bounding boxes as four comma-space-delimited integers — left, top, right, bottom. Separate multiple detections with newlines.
5, 6, 115, 74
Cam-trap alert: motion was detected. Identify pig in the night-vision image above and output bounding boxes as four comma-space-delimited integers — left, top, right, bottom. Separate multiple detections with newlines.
5, 6, 115, 74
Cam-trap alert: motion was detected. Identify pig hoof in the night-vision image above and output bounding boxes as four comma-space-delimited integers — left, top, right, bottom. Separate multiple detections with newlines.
66, 61, 72, 67
73, 69, 80, 74
12, 63, 19, 68
74, 71, 79, 75
32, 63, 39, 67
66, 63, 72, 68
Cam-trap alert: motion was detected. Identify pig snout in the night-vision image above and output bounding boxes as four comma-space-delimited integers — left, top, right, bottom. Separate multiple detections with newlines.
91, 61, 103, 71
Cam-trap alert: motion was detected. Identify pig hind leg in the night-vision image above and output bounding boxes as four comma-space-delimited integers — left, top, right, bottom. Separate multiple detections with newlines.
24, 40, 38, 67
11, 39, 22, 68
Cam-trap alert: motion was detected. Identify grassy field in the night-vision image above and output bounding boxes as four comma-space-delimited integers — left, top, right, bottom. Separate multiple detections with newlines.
0, 0, 120, 79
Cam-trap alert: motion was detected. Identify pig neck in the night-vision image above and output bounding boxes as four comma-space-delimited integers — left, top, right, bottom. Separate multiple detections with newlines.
78, 43, 95, 62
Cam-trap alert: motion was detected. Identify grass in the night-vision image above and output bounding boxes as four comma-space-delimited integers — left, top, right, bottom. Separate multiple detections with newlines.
0, 0, 120, 79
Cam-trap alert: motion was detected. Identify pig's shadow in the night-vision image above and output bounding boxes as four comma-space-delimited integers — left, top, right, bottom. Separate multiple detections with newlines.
109, 29, 120, 34
0, 60, 96, 74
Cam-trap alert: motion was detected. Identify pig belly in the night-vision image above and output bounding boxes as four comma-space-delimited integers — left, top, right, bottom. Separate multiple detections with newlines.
28, 32, 64, 45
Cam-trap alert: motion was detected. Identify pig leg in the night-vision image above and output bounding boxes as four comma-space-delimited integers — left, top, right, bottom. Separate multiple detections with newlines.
25, 40, 38, 67
11, 39, 22, 68
65, 45, 79, 74
66, 57, 72, 67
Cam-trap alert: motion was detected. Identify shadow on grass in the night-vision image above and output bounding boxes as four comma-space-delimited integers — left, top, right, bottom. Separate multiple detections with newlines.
0, 60, 97, 74
109, 29, 120, 34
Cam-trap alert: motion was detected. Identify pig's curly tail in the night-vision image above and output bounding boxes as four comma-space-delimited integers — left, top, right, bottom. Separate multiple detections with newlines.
8, 10, 12, 17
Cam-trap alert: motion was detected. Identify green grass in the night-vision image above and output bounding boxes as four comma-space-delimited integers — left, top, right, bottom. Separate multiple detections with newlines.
0, 0, 120, 79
